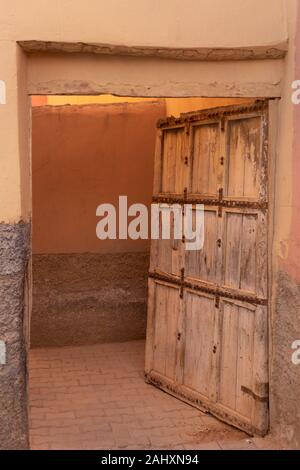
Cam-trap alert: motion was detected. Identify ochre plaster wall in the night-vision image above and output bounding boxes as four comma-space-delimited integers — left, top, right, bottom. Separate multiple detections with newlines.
32, 100, 165, 254
0, 0, 289, 224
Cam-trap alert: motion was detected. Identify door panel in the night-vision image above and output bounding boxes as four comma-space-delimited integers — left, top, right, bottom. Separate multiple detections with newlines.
225, 116, 262, 200
151, 281, 180, 382
161, 126, 187, 194
223, 211, 258, 295
218, 299, 255, 419
150, 204, 183, 277
185, 208, 219, 285
146, 101, 269, 436
190, 122, 220, 197
183, 291, 216, 400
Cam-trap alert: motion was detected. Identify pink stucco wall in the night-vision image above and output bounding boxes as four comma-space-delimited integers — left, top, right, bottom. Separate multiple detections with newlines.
288, 7, 300, 281
279, 3, 300, 282
32, 101, 166, 254
270, 4, 300, 447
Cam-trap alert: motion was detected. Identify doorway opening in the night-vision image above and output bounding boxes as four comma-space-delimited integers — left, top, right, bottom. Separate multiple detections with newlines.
29, 95, 270, 450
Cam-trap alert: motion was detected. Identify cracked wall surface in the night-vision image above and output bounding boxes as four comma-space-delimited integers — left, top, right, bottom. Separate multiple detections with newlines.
0, 223, 30, 449
270, 271, 300, 448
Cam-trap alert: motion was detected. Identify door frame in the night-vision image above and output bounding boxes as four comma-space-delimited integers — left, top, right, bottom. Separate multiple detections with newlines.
12, 46, 281, 446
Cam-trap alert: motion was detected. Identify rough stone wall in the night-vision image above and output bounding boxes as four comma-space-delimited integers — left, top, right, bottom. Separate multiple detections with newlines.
269, 1, 300, 447
30, 252, 149, 348
0, 222, 30, 449
270, 271, 300, 448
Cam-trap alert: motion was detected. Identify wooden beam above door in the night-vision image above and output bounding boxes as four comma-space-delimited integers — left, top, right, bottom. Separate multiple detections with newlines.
19, 40, 288, 62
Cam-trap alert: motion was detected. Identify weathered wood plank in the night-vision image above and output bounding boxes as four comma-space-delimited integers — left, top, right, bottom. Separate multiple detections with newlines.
19, 40, 288, 61
183, 291, 216, 400
190, 122, 220, 197
185, 208, 219, 285
146, 101, 269, 436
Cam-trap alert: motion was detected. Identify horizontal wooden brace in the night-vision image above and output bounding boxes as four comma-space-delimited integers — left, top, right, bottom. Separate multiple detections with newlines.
149, 271, 268, 306
145, 371, 268, 437
19, 41, 287, 63
152, 195, 268, 211
157, 100, 269, 128
241, 386, 269, 403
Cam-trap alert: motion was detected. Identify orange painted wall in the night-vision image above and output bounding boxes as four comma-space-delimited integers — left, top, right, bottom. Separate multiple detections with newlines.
32, 101, 166, 254
31, 96, 47, 106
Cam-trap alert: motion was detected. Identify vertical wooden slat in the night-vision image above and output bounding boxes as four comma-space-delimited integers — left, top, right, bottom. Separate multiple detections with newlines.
223, 212, 243, 289
183, 291, 216, 399
240, 213, 257, 293
236, 304, 255, 419
243, 116, 261, 198
251, 305, 269, 433
161, 127, 186, 194
153, 129, 163, 196
185, 208, 218, 285
145, 278, 156, 374
152, 283, 179, 381
226, 119, 245, 198
219, 301, 239, 410
190, 122, 219, 197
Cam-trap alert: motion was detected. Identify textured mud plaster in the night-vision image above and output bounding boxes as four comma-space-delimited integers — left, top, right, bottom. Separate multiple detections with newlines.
0, 222, 30, 450
19, 40, 288, 61
270, 270, 300, 448
31, 252, 149, 347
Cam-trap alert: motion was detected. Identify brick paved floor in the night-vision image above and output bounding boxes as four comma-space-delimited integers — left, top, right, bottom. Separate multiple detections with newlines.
29, 340, 281, 450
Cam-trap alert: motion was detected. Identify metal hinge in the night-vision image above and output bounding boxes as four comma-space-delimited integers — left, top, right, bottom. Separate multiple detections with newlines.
218, 188, 223, 217
241, 385, 269, 403
221, 116, 226, 132
180, 268, 185, 299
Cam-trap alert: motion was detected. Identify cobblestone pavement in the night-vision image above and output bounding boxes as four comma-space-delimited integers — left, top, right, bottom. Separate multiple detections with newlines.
29, 340, 281, 450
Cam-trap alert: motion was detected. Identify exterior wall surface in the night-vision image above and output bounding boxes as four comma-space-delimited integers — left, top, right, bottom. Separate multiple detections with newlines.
0, 0, 299, 450
41, 95, 160, 107
0, 0, 289, 224
269, 1, 300, 447
0, 223, 30, 449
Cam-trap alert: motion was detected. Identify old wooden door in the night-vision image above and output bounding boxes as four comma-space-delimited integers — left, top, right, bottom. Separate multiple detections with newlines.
145, 101, 269, 436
